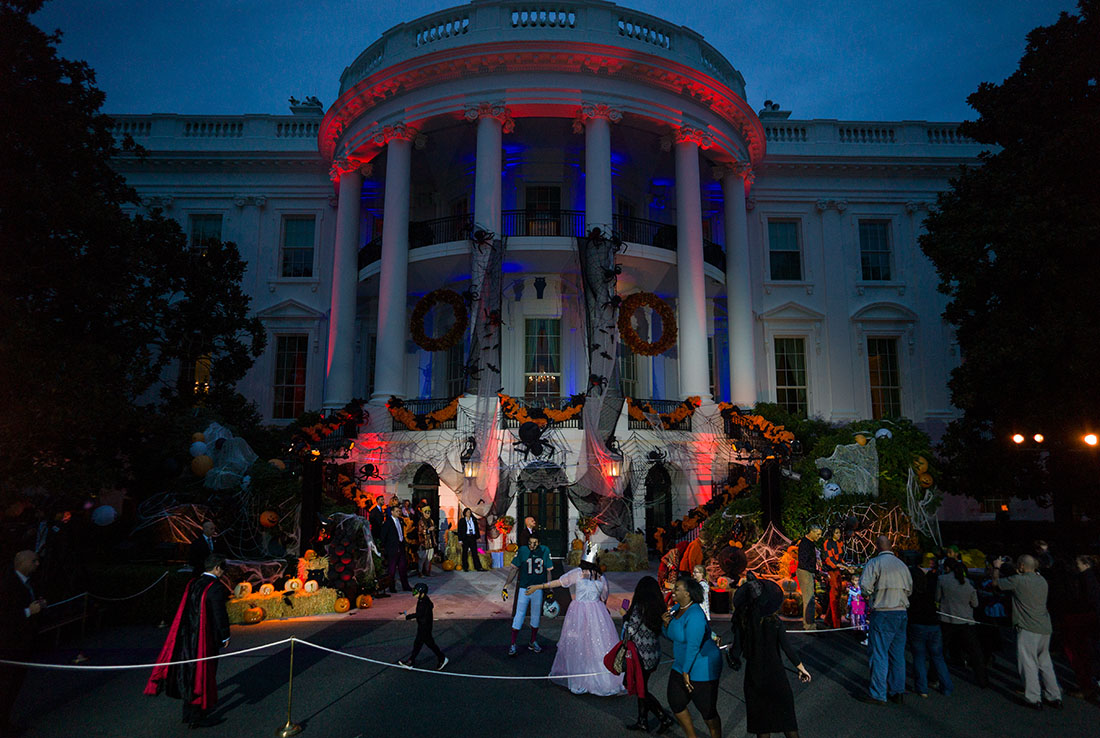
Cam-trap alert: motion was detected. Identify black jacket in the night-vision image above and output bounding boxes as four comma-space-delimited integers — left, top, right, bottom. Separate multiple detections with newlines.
456, 516, 482, 544
797, 537, 817, 573
405, 595, 434, 630
380, 515, 407, 557
188, 535, 219, 574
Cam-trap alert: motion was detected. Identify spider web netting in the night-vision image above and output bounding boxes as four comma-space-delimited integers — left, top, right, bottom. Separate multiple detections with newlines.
905, 468, 942, 548
807, 503, 919, 564
743, 523, 792, 579
325, 512, 376, 582
816, 437, 879, 497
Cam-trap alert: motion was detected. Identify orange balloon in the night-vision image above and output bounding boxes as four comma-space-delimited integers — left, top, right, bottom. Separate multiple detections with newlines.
191, 432, 205, 443
190, 455, 214, 477
268, 458, 286, 471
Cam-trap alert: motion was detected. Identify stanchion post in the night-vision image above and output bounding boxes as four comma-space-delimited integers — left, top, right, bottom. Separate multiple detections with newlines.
158, 570, 170, 629
276, 638, 302, 737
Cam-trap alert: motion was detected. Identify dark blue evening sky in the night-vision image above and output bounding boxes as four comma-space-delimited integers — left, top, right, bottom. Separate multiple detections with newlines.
33, 0, 1077, 122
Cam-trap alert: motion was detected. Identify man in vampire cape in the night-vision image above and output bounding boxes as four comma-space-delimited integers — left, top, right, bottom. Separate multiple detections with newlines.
145, 554, 231, 728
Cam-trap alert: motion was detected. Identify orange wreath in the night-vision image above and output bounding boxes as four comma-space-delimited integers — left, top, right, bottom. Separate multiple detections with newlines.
410, 289, 467, 352
627, 396, 700, 429
618, 292, 677, 356
498, 392, 585, 427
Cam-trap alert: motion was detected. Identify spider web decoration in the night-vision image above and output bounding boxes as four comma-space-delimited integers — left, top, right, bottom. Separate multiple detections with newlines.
905, 467, 942, 548
743, 523, 792, 579
816, 437, 879, 497
808, 503, 919, 564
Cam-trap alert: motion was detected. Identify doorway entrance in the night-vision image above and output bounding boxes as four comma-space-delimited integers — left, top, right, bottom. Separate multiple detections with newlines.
516, 462, 570, 557
409, 464, 440, 536
645, 463, 673, 551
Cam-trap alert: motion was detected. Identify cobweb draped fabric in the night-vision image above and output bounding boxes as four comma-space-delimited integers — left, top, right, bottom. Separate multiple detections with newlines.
743, 523, 792, 579
816, 438, 879, 497
905, 468, 942, 548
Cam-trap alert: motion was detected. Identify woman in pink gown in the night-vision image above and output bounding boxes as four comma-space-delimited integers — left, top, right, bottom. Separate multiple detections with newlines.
527, 546, 625, 696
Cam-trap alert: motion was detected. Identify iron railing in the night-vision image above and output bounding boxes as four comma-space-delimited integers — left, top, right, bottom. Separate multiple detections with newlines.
703, 238, 725, 271
501, 209, 585, 238
628, 399, 693, 431
409, 213, 474, 248
391, 397, 459, 431
502, 396, 584, 429
612, 214, 676, 249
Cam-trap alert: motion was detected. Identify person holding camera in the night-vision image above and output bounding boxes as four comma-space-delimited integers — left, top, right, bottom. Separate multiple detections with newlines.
993, 554, 1063, 709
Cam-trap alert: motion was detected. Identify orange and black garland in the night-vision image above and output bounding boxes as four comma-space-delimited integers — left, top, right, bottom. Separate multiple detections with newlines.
618, 292, 677, 356
627, 396, 701, 429
718, 403, 796, 454
410, 289, 468, 352
498, 392, 585, 427
386, 395, 462, 431
653, 475, 751, 554
291, 401, 367, 457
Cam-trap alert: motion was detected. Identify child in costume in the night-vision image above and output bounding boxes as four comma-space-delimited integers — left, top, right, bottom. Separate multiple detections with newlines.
397, 582, 448, 670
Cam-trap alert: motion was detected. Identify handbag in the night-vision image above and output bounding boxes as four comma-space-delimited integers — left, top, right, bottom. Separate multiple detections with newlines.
603, 640, 627, 675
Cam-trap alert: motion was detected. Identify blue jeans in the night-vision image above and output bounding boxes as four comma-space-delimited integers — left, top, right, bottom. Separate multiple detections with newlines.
511, 586, 544, 631
909, 624, 954, 695
868, 610, 907, 701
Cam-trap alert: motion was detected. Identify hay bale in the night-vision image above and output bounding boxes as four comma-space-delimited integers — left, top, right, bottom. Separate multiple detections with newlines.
228, 587, 338, 623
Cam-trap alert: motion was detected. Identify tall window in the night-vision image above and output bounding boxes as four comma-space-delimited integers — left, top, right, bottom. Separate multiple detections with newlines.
768, 220, 802, 281
525, 186, 561, 236
189, 214, 222, 250
445, 340, 465, 398
867, 337, 901, 419
619, 342, 637, 398
178, 354, 212, 397
366, 335, 377, 398
281, 216, 316, 278
273, 335, 308, 419
859, 220, 892, 281
707, 336, 718, 400
524, 318, 561, 400
774, 337, 808, 416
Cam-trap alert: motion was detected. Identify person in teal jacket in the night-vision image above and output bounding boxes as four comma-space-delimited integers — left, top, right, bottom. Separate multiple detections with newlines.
662, 574, 723, 738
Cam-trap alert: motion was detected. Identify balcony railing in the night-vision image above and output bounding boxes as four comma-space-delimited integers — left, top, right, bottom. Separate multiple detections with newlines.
392, 397, 458, 431
613, 214, 676, 250
703, 239, 725, 271
409, 214, 474, 248
502, 397, 584, 429
358, 235, 382, 270
502, 209, 585, 238
628, 399, 693, 431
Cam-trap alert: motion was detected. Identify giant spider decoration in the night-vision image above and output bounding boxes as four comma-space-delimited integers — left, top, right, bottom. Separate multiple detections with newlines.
513, 421, 556, 460
461, 287, 480, 307
469, 227, 495, 253
587, 373, 608, 396
602, 264, 622, 283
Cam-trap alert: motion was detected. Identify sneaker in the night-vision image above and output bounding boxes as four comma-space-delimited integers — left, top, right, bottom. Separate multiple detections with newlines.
529, 641, 543, 653
1042, 699, 1063, 710
860, 638, 869, 646
397, 659, 412, 668
437, 657, 449, 671
854, 694, 887, 705
508, 644, 517, 657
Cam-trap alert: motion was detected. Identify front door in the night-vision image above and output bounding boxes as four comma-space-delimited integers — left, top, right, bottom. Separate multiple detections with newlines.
409, 464, 440, 536
645, 464, 672, 551
519, 484, 567, 557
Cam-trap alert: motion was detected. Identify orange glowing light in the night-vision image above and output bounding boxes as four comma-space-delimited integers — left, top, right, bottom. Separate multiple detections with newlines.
1000, 504, 1009, 512
1085, 434, 1098, 447
1011, 434, 1025, 444
1033, 434, 1044, 443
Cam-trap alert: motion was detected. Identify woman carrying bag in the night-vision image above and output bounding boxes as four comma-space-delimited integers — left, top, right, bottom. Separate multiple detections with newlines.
662, 574, 723, 738
619, 576, 674, 733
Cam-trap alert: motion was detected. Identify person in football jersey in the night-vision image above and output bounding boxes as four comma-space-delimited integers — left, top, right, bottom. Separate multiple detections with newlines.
503, 534, 553, 655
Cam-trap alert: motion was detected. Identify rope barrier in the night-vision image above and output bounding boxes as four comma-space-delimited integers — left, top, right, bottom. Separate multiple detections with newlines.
787, 625, 862, 634
936, 610, 998, 626
46, 572, 170, 610
0, 638, 294, 671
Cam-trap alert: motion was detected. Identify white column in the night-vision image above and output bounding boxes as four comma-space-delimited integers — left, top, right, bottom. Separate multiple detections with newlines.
575, 104, 621, 233
466, 103, 511, 236
720, 164, 757, 406
671, 127, 711, 400
371, 126, 418, 401
323, 161, 365, 410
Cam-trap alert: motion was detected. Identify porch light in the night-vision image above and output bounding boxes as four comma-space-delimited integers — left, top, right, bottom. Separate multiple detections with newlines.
460, 436, 480, 478
608, 458, 622, 478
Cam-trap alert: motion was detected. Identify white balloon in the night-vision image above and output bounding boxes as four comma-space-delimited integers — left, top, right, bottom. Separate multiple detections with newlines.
189, 441, 209, 457
875, 428, 893, 440
91, 505, 118, 526
823, 482, 842, 499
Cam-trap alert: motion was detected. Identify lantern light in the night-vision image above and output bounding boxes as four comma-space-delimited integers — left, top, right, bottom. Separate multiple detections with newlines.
1011, 434, 1025, 444
460, 436, 480, 479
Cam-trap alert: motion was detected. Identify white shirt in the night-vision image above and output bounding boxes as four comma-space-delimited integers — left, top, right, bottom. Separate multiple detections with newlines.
391, 514, 404, 542
16, 570, 34, 617
465, 518, 476, 535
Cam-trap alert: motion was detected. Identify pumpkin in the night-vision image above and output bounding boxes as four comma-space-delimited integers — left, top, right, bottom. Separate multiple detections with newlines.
190, 455, 214, 477
918, 472, 934, 489
854, 434, 868, 446
571, 538, 584, 551
505, 543, 518, 553
356, 594, 373, 609
441, 560, 456, 571
259, 510, 279, 528
913, 456, 930, 473
259, 583, 275, 595
191, 432, 205, 443
243, 606, 265, 624
781, 597, 802, 617
269, 458, 286, 471
334, 597, 351, 613
233, 582, 253, 599
303, 579, 319, 593
303, 549, 317, 560
284, 577, 303, 592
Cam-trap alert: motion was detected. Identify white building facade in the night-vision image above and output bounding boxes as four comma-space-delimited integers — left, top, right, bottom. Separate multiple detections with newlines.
113, 0, 985, 554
